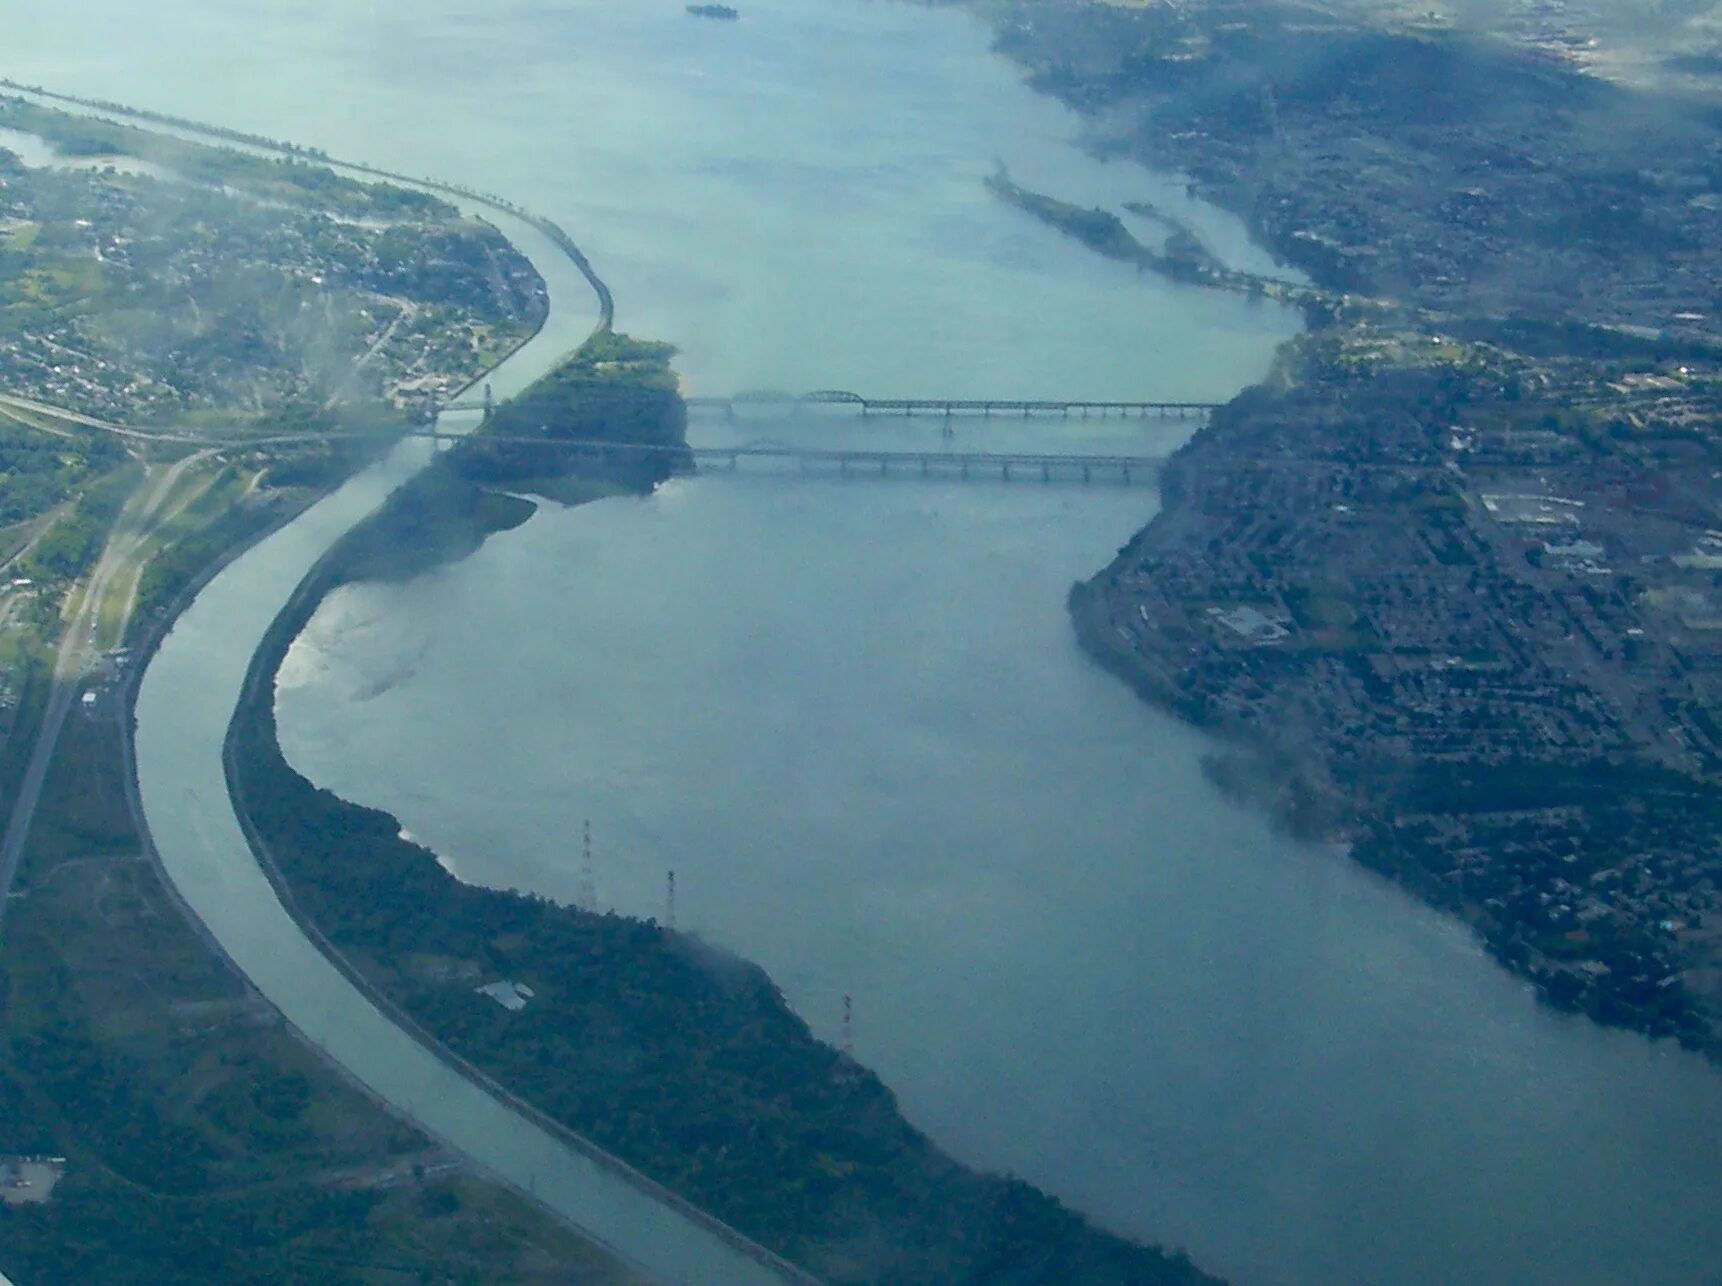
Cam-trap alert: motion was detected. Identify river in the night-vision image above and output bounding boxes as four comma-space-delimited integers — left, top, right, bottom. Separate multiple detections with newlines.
13, 2, 1722, 1284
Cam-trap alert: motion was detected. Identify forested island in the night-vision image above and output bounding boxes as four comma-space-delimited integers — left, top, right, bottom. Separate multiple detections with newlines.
985, 165, 1310, 310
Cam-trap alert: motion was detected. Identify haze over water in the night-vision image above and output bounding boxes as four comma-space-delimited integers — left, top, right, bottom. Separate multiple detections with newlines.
16, 3, 1722, 1283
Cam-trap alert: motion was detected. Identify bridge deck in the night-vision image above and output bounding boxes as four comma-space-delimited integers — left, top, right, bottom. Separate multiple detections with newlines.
445, 391, 1218, 417
682, 394, 1217, 417
407, 433, 1163, 482
188, 429, 1165, 484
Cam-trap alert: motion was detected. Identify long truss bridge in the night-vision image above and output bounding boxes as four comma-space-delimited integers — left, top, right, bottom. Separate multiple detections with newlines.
682, 390, 1218, 419
437, 388, 1220, 420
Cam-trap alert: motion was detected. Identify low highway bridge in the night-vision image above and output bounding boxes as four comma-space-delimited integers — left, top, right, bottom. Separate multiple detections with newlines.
187, 423, 1166, 485
400, 432, 1165, 485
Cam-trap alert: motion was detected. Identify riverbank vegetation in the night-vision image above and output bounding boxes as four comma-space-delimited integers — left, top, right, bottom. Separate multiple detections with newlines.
230, 612, 1217, 1284
0, 418, 127, 530
0, 686, 637, 1283
20, 465, 137, 586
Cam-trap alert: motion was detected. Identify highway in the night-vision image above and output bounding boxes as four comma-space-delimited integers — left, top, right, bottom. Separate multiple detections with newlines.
0, 454, 209, 937
0, 391, 204, 444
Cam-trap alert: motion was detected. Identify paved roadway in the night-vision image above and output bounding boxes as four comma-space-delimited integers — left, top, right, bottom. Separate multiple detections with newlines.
0, 456, 206, 937
0, 391, 202, 444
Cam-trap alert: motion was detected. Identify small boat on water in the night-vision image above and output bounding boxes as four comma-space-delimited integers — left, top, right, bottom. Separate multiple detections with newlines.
686, 4, 740, 19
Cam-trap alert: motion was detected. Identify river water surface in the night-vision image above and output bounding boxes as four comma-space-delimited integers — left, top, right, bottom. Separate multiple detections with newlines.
14, 2, 1722, 1284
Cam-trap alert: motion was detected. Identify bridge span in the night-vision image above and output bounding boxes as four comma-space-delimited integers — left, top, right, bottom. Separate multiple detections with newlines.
438, 389, 1218, 420
403, 432, 1165, 485
684, 390, 1218, 419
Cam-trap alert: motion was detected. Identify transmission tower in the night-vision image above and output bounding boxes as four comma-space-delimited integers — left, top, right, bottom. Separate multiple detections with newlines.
842, 994, 853, 1059
576, 819, 596, 912
666, 870, 677, 931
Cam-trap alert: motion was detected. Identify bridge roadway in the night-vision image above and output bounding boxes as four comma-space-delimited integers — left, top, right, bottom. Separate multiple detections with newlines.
190, 428, 1165, 484
405, 432, 1165, 483
443, 390, 1219, 419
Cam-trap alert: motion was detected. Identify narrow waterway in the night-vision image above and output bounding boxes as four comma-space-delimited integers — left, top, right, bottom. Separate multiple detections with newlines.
126, 204, 792, 1280
14, 2, 1722, 1284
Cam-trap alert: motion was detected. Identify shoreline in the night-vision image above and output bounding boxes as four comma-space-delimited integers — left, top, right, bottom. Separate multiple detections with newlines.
1061, 326, 1722, 1062
225, 521, 819, 1282
967, 5, 1722, 1058
223, 464, 1217, 1280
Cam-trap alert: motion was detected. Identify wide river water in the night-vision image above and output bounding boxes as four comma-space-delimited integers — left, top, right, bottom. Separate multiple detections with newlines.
13, 2, 1722, 1283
